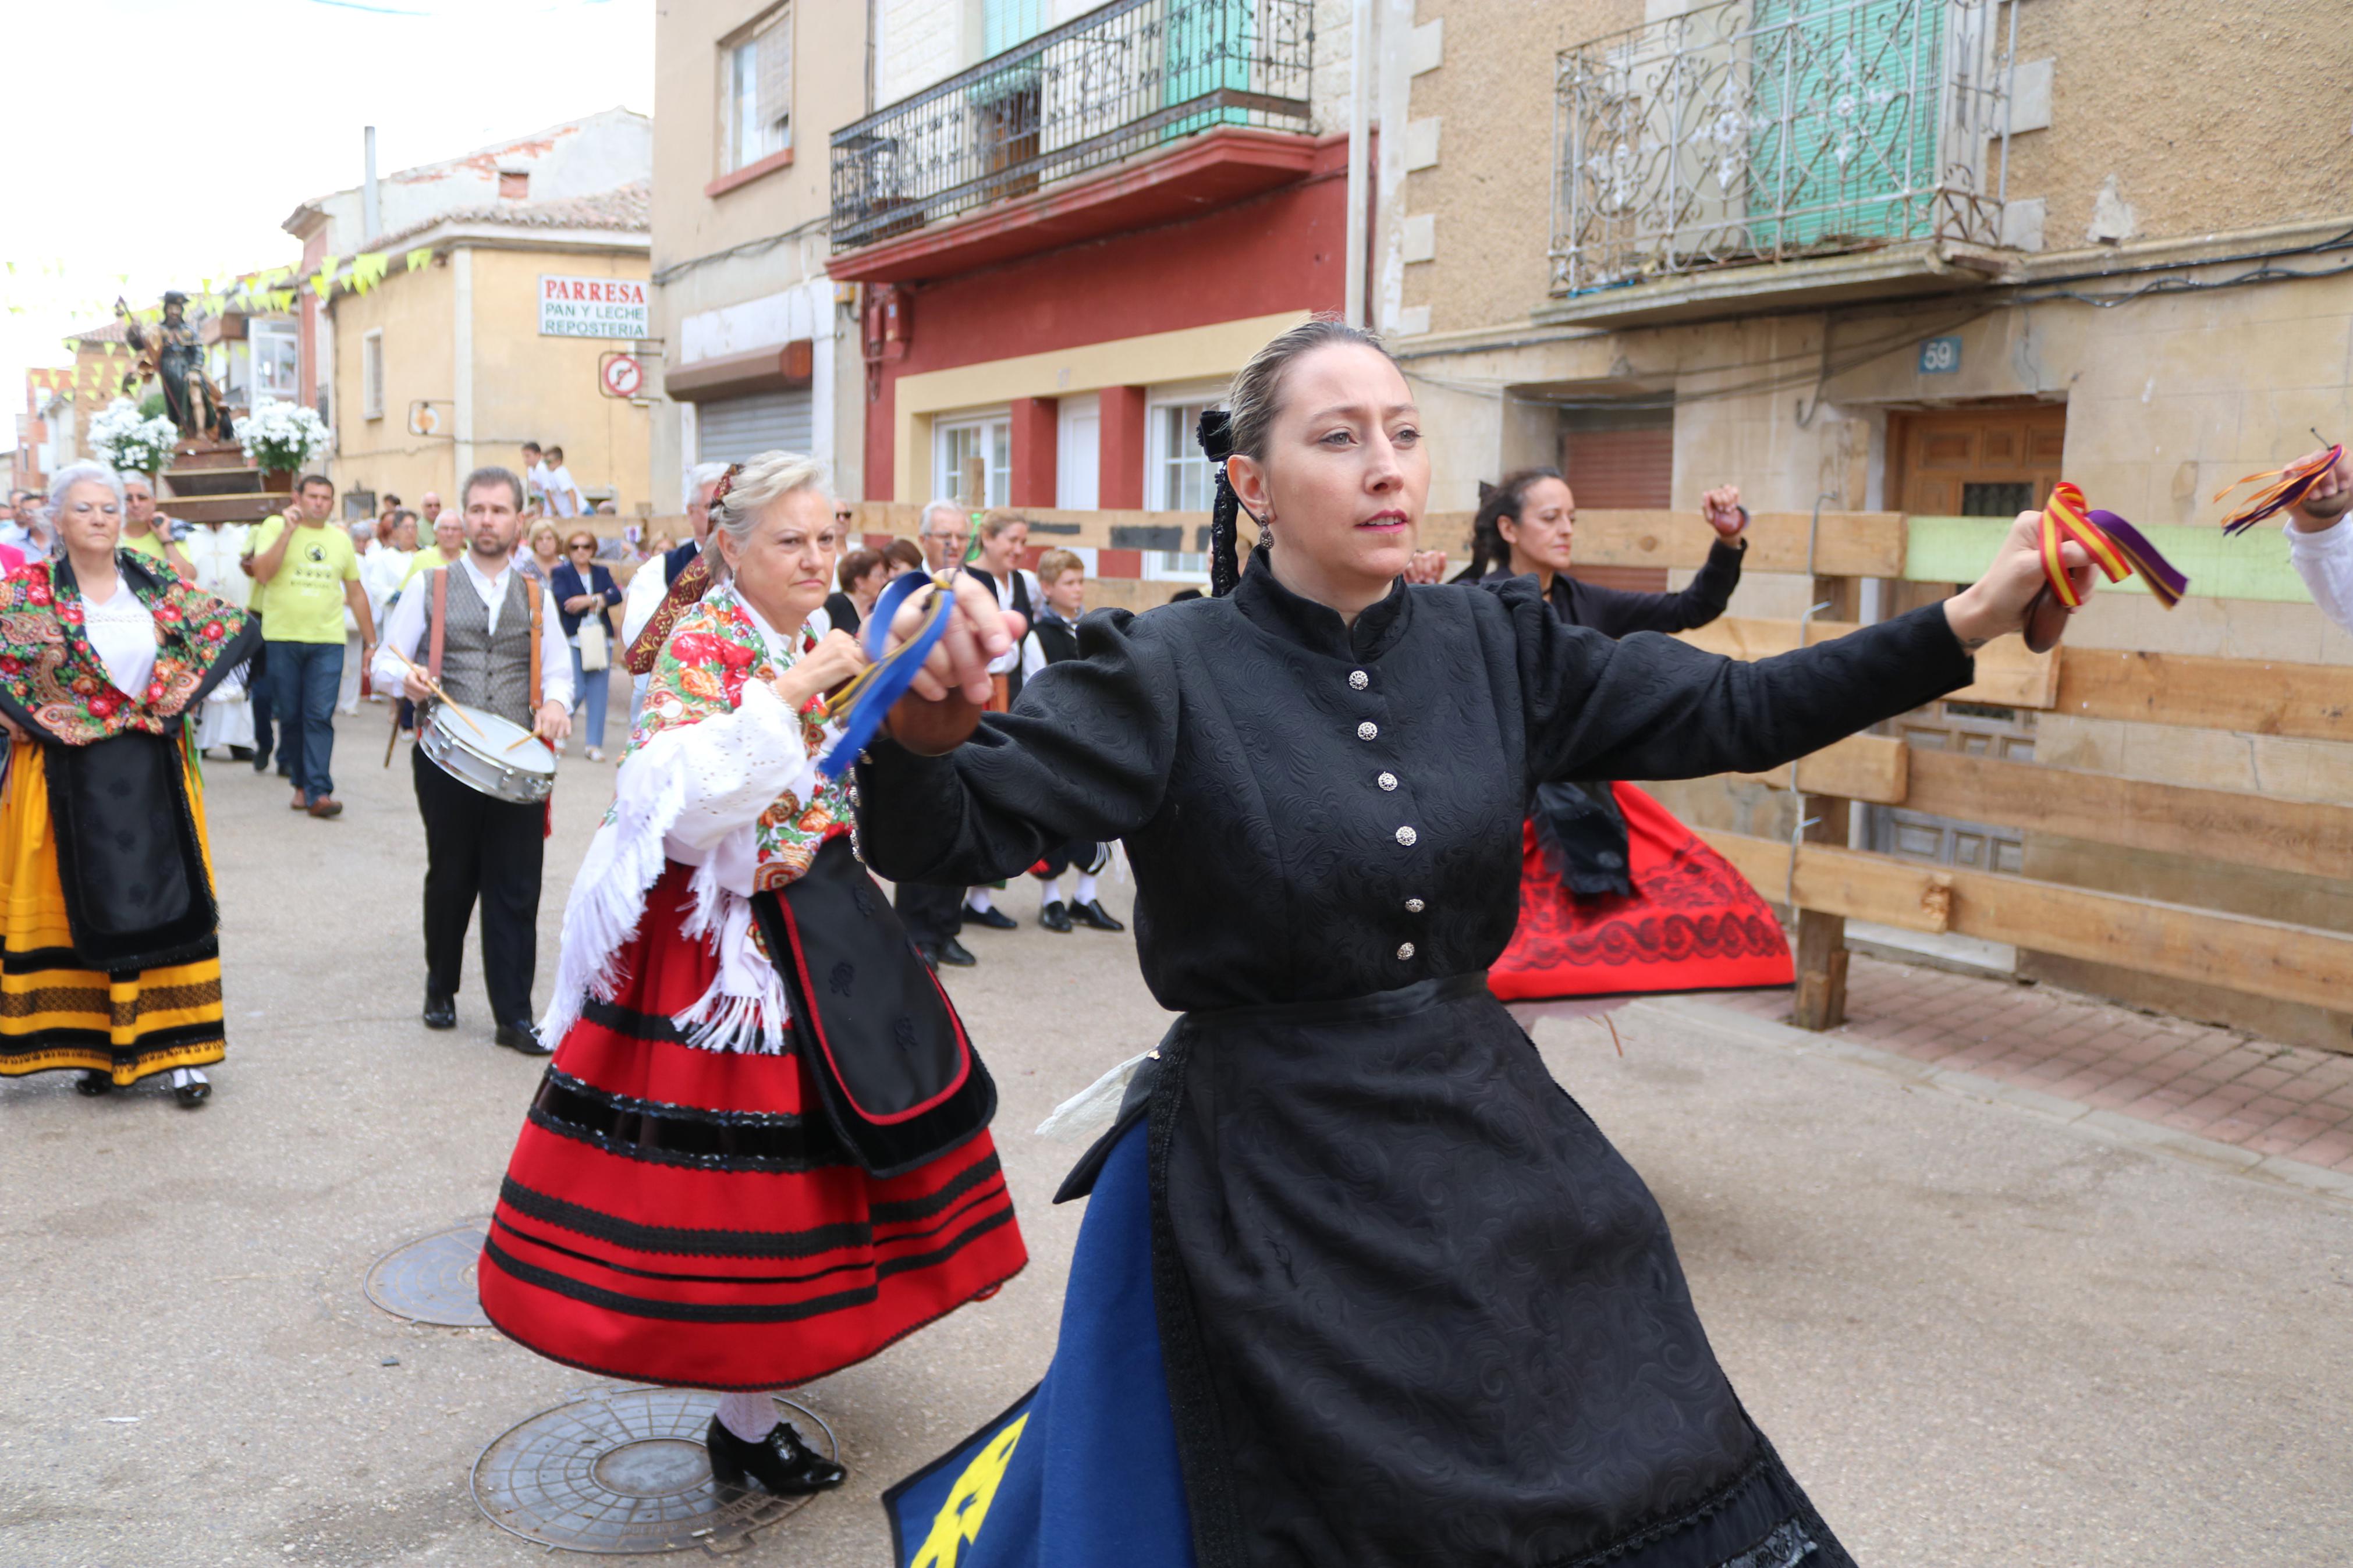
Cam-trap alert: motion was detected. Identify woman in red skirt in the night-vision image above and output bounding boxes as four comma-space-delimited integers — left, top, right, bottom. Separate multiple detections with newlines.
1459, 469, 1795, 1001
480, 453, 1026, 1498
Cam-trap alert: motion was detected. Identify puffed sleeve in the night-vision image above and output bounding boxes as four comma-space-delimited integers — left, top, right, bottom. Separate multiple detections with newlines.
1488, 575, 1977, 787
856, 608, 1181, 886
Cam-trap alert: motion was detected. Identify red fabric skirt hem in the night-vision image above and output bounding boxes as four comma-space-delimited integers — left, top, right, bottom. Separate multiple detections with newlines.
1488, 784, 1794, 1003
479, 861, 1027, 1391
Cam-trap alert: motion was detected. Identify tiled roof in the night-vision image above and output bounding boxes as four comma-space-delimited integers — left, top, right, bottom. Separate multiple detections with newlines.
373, 181, 650, 250
65, 318, 132, 345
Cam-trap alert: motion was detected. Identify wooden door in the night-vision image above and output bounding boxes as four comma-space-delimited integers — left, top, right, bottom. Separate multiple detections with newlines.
1889, 402, 2065, 518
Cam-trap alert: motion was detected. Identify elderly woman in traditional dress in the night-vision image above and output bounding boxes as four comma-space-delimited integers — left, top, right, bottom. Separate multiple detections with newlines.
477, 451, 1027, 1499
0, 461, 259, 1108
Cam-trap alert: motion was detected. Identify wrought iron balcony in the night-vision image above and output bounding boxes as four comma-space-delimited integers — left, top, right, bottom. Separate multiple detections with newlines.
1550, 0, 2013, 297
831, 0, 1314, 254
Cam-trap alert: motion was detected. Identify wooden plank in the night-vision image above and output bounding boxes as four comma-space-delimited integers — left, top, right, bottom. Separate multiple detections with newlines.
1697, 829, 1953, 935
1728, 734, 1910, 805
1698, 830, 2353, 1015
2053, 648, 2353, 743
1393, 510, 1903, 576
1901, 749, 2353, 883
1678, 616, 2055, 709
1792, 798, 1852, 1030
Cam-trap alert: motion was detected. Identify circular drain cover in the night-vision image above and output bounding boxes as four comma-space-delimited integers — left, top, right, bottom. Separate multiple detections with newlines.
365, 1220, 492, 1327
472, 1388, 836, 1554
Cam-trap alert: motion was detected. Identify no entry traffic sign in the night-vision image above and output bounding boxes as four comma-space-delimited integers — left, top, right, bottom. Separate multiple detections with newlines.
599, 353, 644, 399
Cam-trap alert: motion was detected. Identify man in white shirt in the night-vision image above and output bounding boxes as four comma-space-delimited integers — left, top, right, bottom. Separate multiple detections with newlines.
619, 460, 726, 675
372, 465, 572, 1055
2284, 446, 2353, 633
540, 445, 587, 518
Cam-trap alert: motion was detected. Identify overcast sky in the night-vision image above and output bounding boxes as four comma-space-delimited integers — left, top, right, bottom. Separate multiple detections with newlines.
1, 0, 653, 446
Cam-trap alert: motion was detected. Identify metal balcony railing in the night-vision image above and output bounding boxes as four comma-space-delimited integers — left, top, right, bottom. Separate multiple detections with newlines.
831, 0, 1314, 253
1550, 0, 2014, 296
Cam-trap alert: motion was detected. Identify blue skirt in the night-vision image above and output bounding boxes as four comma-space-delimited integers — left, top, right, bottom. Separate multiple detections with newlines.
885, 1122, 1193, 1568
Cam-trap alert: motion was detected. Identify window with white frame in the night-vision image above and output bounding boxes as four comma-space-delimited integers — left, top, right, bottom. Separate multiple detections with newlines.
723, 6, 792, 175
1148, 387, 1222, 511
251, 319, 300, 403
935, 413, 1010, 509
361, 329, 384, 420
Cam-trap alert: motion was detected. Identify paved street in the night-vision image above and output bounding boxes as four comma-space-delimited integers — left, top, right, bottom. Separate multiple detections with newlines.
4, 712, 2351, 1567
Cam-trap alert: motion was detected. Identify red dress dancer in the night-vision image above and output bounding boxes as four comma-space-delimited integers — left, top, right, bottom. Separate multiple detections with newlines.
480, 571, 1024, 1495
1464, 470, 1793, 1002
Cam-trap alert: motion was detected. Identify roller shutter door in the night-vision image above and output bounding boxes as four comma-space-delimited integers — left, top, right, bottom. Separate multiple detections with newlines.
698, 389, 814, 465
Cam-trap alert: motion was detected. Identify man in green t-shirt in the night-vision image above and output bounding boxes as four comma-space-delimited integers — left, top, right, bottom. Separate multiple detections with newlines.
120, 475, 194, 581
245, 475, 377, 817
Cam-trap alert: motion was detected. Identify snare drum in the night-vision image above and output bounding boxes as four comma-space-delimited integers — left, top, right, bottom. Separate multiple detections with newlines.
418, 701, 556, 805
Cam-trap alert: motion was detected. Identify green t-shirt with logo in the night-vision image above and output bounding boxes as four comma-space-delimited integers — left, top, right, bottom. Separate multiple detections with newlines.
250, 517, 360, 643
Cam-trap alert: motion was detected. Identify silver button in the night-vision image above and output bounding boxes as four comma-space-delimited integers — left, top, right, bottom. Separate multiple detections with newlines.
1378, 771, 1398, 791
1395, 826, 1417, 847
1357, 721, 1379, 742
1406, 898, 1425, 913
1396, 942, 1416, 961
1349, 670, 1369, 690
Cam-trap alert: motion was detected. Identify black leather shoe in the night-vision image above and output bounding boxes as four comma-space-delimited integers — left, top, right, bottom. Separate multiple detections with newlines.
495, 1022, 553, 1057
250, 751, 271, 773
704, 1413, 845, 1498
1039, 900, 1073, 933
961, 902, 1018, 930
75, 1070, 113, 1096
423, 990, 457, 1030
228, 745, 254, 762
1073, 898, 1126, 933
935, 936, 977, 968
173, 1076, 211, 1108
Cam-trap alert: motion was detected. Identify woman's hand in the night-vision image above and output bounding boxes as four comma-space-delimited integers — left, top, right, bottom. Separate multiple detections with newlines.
1403, 549, 1449, 585
773, 629, 869, 710
1701, 485, 1747, 539
883, 573, 1023, 703
2286, 447, 2352, 530
1944, 509, 2093, 650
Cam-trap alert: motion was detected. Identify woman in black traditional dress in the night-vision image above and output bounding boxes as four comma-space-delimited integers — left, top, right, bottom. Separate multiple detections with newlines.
1458, 470, 1795, 1004
863, 321, 2091, 1568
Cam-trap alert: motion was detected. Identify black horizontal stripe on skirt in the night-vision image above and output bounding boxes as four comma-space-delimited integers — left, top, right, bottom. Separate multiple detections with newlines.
493, 1182, 1014, 1288
527, 1066, 852, 1174
0, 941, 219, 979
499, 1151, 1007, 1259
0, 1019, 226, 1057
579, 994, 769, 1049
481, 1203, 1018, 1324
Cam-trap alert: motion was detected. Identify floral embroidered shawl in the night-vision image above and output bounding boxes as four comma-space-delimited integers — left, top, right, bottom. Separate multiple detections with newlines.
627, 581, 851, 893
0, 552, 256, 745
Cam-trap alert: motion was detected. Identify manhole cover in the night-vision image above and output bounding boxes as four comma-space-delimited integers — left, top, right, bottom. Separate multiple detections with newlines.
365, 1219, 493, 1327
471, 1387, 837, 1554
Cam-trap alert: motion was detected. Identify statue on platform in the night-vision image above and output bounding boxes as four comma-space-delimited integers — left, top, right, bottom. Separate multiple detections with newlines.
117, 291, 233, 442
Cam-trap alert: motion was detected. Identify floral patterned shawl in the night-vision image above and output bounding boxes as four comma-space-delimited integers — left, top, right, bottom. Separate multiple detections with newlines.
0, 552, 256, 745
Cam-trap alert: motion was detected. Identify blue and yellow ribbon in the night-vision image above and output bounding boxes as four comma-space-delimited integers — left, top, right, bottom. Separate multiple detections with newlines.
815, 570, 959, 779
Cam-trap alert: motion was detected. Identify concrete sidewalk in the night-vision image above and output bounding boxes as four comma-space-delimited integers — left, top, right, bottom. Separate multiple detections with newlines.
3, 711, 2349, 1567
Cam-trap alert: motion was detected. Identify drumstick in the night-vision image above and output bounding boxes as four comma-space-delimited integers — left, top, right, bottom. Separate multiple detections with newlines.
382, 645, 487, 738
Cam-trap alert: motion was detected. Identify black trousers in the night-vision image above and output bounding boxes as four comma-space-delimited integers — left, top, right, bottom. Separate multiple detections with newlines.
413, 746, 545, 1027
893, 879, 965, 947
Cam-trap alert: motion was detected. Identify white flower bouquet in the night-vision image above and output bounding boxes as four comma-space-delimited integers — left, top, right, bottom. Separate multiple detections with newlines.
238, 399, 331, 475
87, 399, 179, 477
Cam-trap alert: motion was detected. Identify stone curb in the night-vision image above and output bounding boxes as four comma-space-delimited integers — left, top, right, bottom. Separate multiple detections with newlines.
1616, 994, 2353, 1208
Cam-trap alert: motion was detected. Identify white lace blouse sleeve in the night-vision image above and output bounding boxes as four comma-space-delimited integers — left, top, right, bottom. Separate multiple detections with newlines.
626, 678, 823, 872
2287, 517, 2353, 634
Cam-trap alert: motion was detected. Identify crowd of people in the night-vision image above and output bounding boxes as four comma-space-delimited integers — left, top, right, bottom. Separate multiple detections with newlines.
11, 315, 2353, 1568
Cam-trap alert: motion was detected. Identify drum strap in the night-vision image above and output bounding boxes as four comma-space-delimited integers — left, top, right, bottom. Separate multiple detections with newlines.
427, 566, 448, 683
527, 577, 544, 713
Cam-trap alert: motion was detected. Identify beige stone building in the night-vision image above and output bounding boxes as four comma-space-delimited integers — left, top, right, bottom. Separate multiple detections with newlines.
1382, 0, 2353, 1040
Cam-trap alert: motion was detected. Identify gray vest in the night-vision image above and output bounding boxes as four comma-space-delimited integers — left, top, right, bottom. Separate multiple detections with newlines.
431, 568, 537, 728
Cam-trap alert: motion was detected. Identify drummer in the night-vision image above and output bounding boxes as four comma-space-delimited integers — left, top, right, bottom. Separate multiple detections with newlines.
371, 465, 572, 1055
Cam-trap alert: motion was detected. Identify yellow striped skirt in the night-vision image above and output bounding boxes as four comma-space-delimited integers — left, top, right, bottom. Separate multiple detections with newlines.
0, 739, 225, 1085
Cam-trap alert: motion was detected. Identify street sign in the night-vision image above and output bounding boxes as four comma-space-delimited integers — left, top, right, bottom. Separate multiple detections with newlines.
1918, 336, 1962, 374
599, 353, 644, 400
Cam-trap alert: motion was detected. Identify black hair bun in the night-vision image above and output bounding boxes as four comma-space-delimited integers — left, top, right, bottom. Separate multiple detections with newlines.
1196, 408, 1234, 463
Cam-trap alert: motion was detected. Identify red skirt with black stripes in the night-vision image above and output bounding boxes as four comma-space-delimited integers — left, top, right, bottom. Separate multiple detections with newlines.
477, 862, 1028, 1392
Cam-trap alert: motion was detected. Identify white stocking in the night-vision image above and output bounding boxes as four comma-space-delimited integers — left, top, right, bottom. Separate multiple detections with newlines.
169, 1067, 208, 1089
964, 887, 996, 915
1071, 872, 1099, 908
1038, 876, 1066, 912
714, 1390, 778, 1441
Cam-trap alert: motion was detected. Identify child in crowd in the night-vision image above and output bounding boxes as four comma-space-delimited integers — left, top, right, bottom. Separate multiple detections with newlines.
1021, 550, 1123, 934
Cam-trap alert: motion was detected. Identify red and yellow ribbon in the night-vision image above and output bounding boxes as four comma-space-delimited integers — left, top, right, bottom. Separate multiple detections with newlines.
2039, 482, 2188, 610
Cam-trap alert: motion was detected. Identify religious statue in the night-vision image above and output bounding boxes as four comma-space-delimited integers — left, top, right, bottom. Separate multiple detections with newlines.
116, 291, 233, 442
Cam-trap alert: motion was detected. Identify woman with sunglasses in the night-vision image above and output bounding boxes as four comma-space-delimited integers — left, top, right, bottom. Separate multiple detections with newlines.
551, 531, 622, 760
